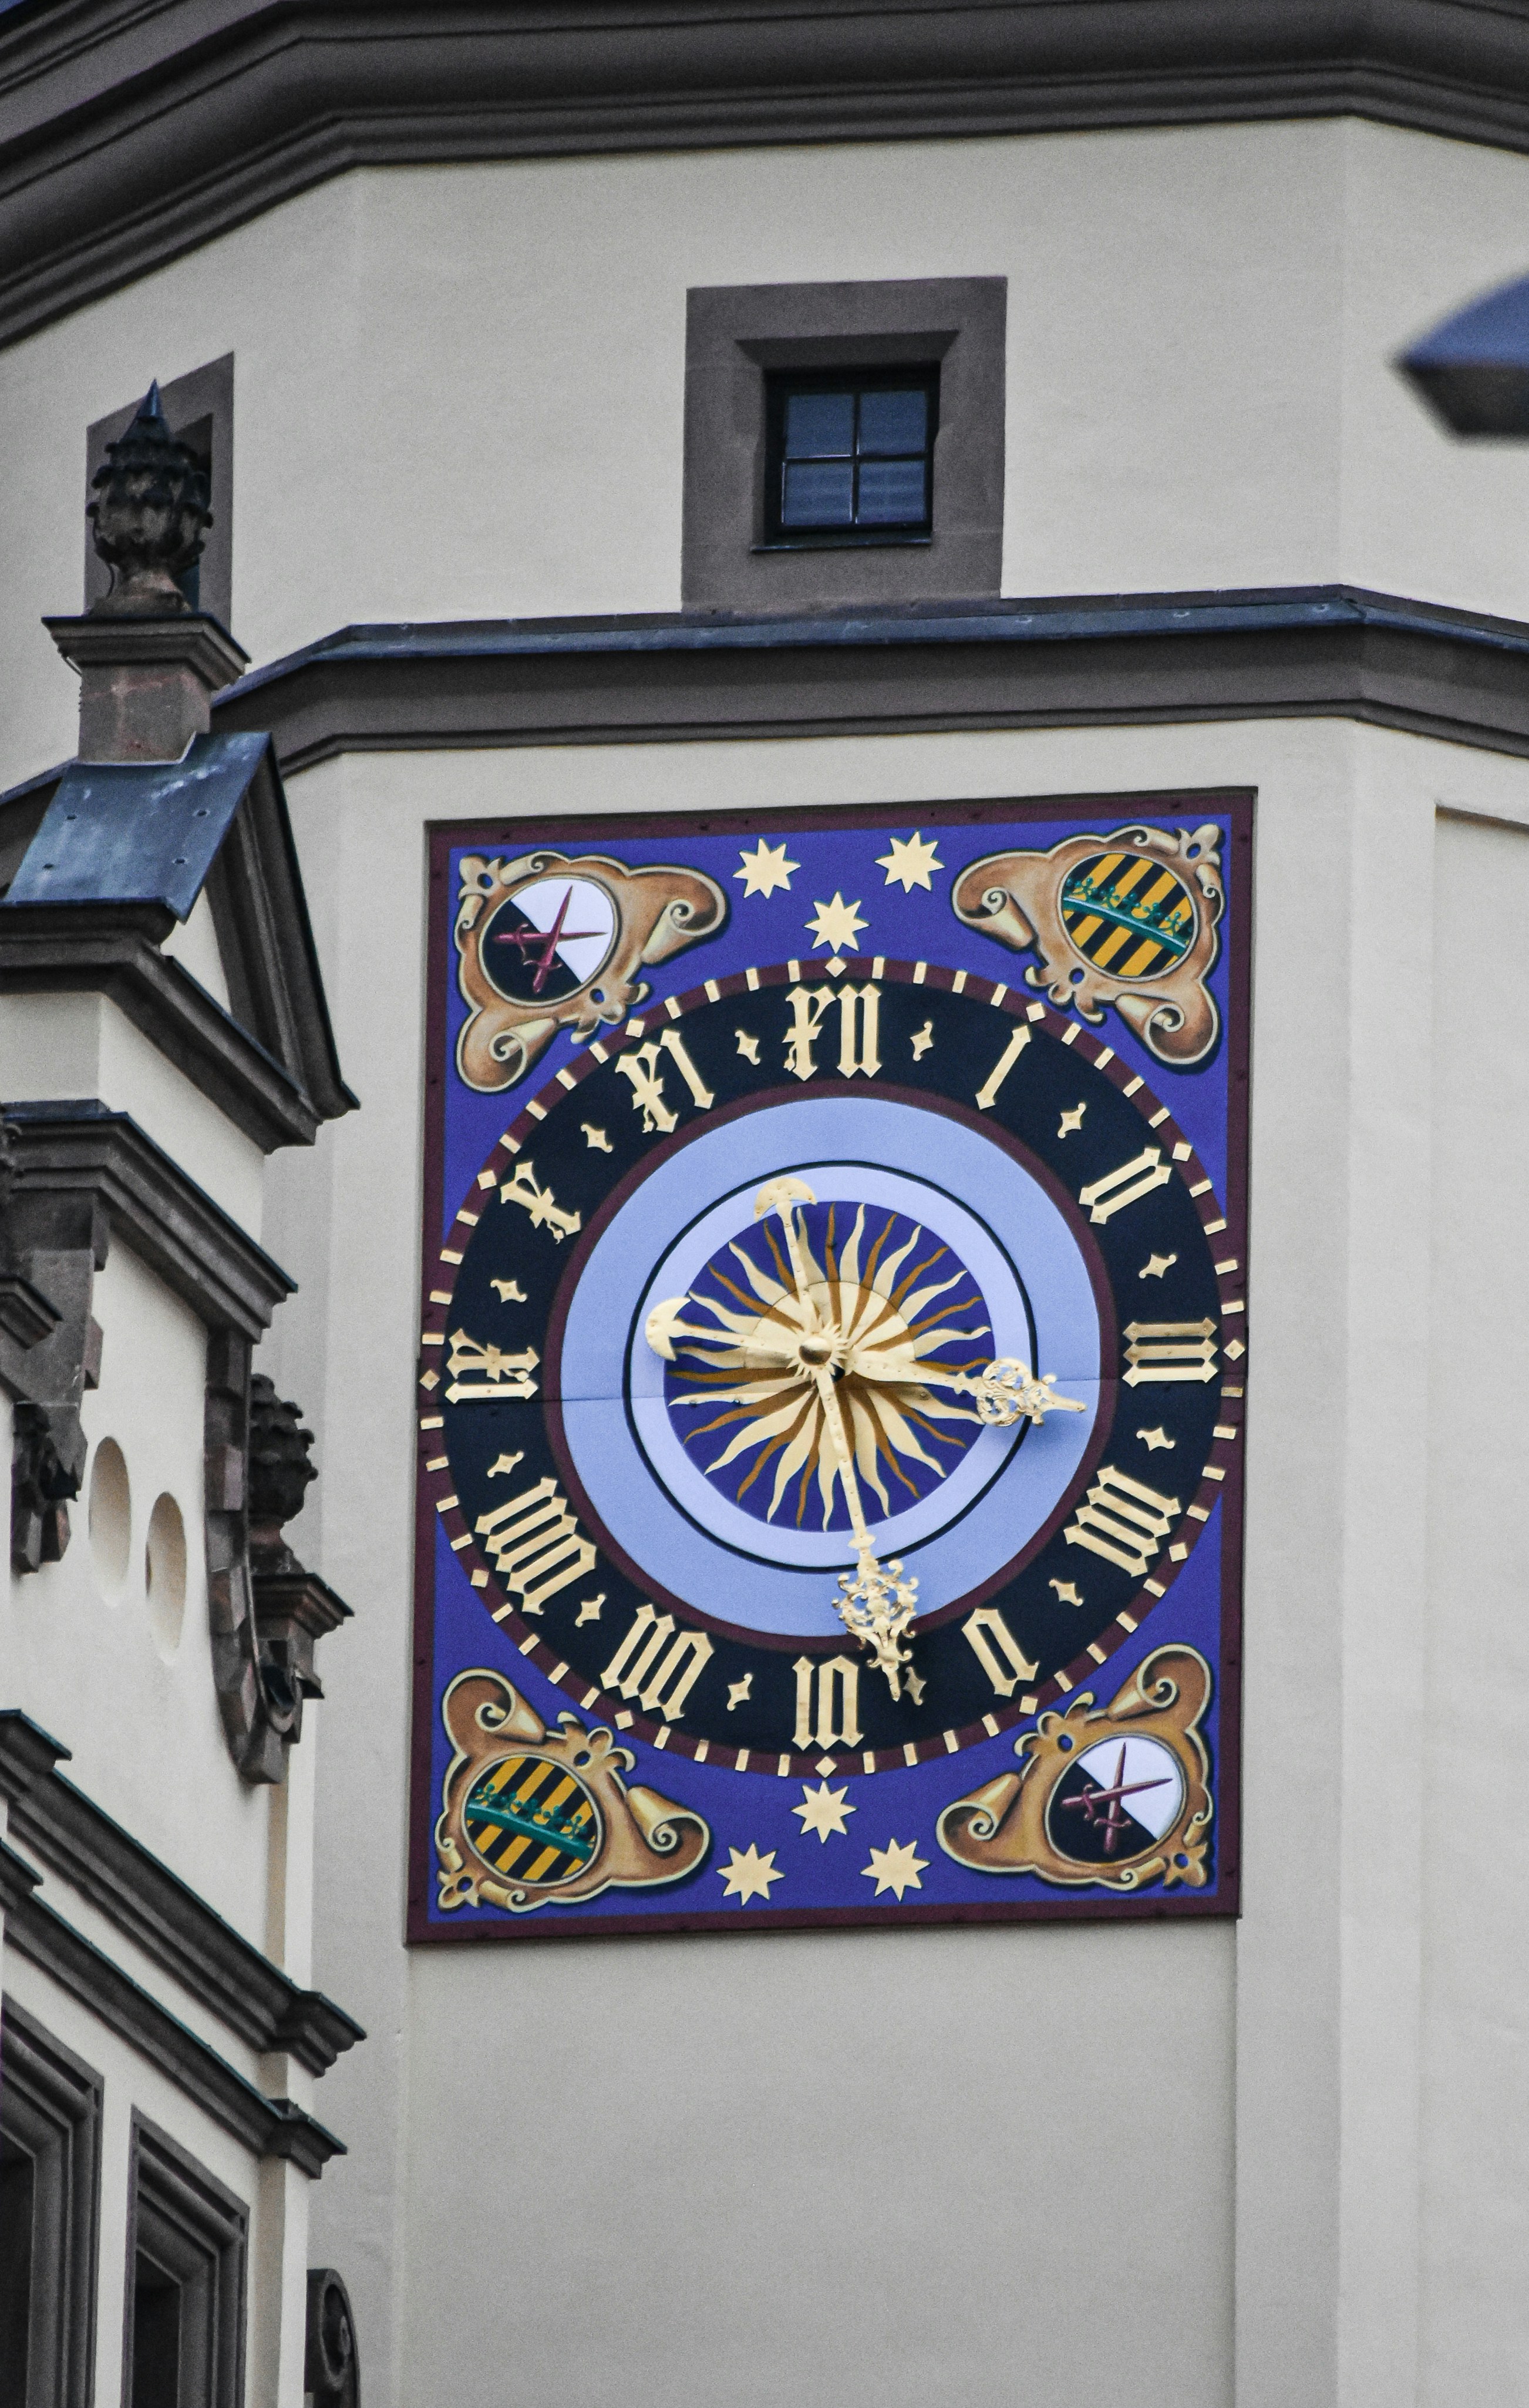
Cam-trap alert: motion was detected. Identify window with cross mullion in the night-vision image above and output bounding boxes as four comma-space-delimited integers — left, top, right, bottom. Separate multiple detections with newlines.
764, 368, 938, 545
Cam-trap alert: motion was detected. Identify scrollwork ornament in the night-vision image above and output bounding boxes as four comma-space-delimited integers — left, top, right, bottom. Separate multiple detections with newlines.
952, 823, 1224, 1067
453, 850, 727, 1092
435, 1669, 711, 1914
937, 1645, 1214, 1891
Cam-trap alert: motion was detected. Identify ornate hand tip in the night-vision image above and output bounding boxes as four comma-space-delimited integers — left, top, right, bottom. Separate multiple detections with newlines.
644, 1297, 692, 1361
754, 1175, 817, 1220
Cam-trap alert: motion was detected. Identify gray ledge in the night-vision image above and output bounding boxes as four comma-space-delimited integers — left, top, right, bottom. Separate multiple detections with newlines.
210, 584, 1529, 768
0, 899, 323, 1151
6, 3, 1529, 347
0, 1711, 363, 2074
2, 1103, 294, 1340
0, 1841, 343, 2177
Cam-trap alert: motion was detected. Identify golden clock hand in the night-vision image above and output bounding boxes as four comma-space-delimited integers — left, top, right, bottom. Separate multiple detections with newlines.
644, 1295, 803, 1370
754, 1176, 826, 1332
809, 1362, 922, 1705
845, 1349, 1088, 1428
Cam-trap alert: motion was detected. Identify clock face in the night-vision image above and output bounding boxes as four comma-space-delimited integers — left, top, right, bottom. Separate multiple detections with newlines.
415, 801, 1248, 1935
435, 966, 1226, 1767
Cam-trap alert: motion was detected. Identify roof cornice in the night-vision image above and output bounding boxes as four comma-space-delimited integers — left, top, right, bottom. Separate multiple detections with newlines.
1, 1, 1529, 347
208, 584, 1529, 766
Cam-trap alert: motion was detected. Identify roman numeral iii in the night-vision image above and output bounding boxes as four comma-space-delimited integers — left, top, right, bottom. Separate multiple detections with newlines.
1122, 1320, 1218, 1384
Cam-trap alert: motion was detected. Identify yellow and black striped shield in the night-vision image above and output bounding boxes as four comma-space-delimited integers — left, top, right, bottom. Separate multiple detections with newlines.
463, 1752, 601, 1886
1060, 852, 1196, 981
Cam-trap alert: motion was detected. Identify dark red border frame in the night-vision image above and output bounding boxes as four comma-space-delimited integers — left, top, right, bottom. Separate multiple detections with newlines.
408, 787, 1252, 1943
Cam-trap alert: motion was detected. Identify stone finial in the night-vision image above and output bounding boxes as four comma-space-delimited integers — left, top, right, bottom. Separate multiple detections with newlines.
44, 376, 245, 761
86, 382, 211, 617
247, 1373, 318, 1572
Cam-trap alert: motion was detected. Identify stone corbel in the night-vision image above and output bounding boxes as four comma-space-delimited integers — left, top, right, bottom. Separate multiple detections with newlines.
209, 1358, 351, 1783
2, 1119, 104, 1573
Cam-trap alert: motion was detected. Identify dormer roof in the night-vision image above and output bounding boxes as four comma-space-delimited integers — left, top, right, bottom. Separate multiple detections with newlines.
0, 733, 355, 1149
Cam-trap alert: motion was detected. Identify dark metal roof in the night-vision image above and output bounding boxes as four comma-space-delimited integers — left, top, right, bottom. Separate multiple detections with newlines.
5, 732, 269, 918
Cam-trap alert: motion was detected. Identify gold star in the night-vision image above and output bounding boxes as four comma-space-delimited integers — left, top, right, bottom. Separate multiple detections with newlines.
735, 1028, 760, 1064
581, 1123, 612, 1152
910, 1020, 934, 1060
1139, 1252, 1177, 1280
487, 1452, 525, 1479
726, 1676, 752, 1710
804, 893, 867, 953
719, 1844, 783, 1903
1049, 1579, 1083, 1606
876, 831, 944, 893
574, 1595, 604, 1625
490, 1278, 526, 1303
1137, 1427, 1175, 1451
1058, 1104, 1086, 1137
793, 1781, 855, 1843
735, 840, 799, 900
861, 1838, 928, 1901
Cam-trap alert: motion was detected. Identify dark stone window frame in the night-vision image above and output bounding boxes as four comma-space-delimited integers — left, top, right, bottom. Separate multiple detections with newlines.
682, 278, 1005, 610
1, 1997, 103, 2408
122, 2114, 247, 2408
85, 355, 234, 627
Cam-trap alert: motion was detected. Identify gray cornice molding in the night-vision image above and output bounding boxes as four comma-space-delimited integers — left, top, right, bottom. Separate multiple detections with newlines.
0, 1841, 344, 2177
210, 584, 1529, 767
2, 1102, 294, 1339
4, 2, 1529, 345
0, 897, 324, 1151
0, 1711, 363, 2074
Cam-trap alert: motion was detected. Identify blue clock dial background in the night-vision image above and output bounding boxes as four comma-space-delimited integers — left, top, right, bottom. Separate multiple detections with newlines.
413, 797, 1250, 1938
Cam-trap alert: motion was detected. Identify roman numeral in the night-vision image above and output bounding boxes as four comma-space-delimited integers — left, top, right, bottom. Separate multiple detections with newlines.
1064, 1465, 1181, 1579
601, 1603, 713, 1723
783, 983, 881, 1081
974, 1025, 1030, 1111
1122, 1320, 1218, 1385
444, 1329, 540, 1403
615, 1031, 715, 1134
962, 1606, 1039, 1697
793, 1654, 863, 1750
1077, 1146, 1173, 1225
476, 1477, 597, 1616
498, 1159, 581, 1241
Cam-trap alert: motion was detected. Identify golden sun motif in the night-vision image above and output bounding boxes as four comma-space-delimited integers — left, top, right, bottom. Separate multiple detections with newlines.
645, 1179, 1087, 1703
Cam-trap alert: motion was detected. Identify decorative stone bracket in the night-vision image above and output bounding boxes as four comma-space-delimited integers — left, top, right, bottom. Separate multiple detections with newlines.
210, 1355, 350, 1783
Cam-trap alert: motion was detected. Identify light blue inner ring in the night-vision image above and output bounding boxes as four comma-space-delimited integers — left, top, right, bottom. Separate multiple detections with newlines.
558, 1098, 1103, 1637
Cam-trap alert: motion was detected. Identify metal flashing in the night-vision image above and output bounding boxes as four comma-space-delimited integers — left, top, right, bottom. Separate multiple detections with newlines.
208, 584, 1529, 767
9, 732, 267, 918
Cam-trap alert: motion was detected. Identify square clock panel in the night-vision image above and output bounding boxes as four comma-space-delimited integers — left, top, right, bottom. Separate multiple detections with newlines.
410, 793, 1251, 1939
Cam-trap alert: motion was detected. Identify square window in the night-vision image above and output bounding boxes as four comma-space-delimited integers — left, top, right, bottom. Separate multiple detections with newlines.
682, 278, 1005, 608
764, 369, 938, 546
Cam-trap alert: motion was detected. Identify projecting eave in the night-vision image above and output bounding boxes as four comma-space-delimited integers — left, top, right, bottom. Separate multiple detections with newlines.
1, 734, 356, 1145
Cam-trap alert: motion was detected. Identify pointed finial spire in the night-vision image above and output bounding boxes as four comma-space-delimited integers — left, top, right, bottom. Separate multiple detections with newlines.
86, 376, 212, 617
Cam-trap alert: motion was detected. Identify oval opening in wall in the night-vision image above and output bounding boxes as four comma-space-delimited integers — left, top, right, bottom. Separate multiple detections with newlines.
144, 1492, 187, 1663
87, 1438, 132, 1597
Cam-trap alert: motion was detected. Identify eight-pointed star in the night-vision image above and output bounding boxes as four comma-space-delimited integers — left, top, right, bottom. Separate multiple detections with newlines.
793, 1781, 856, 1843
861, 1838, 929, 1901
719, 1844, 784, 1903
804, 892, 868, 953
734, 839, 799, 900
876, 830, 944, 893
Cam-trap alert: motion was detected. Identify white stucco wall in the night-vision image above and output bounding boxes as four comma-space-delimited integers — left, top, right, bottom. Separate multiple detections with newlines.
1, 1240, 274, 1942
251, 711, 1529, 2408
1, 118, 1529, 783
